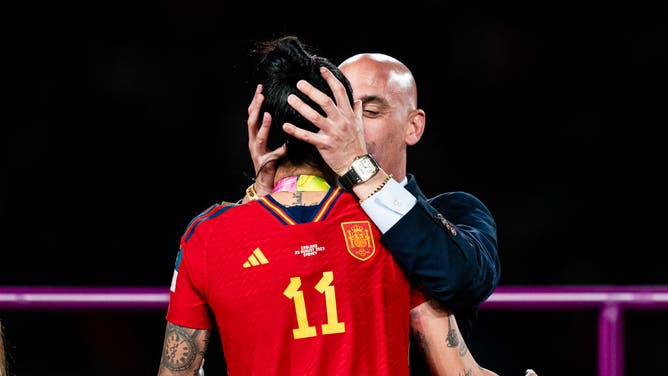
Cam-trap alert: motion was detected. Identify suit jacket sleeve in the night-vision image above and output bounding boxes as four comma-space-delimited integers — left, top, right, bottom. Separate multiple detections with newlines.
380, 175, 500, 309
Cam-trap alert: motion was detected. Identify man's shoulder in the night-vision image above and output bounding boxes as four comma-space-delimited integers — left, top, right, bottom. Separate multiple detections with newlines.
430, 191, 491, 213
407, 174, 489, 209
427, 193, 497, 233
431, 190, 481, 204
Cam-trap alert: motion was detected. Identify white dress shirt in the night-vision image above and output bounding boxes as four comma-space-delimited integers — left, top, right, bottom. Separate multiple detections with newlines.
360, 176, 417, 233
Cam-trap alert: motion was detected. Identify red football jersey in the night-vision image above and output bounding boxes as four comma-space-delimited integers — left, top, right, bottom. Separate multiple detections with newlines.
167, 187, 425, 375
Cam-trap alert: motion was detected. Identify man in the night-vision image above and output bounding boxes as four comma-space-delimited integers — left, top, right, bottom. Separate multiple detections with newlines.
248, 52, 500, 340
159, 36, 492, 376
243, 52, 500, 374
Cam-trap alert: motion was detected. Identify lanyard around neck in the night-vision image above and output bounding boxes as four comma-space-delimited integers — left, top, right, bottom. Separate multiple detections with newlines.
271, 175, 331, 193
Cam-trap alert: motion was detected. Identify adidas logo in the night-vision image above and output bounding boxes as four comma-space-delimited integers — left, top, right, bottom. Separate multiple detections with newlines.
243, 248, 269, 268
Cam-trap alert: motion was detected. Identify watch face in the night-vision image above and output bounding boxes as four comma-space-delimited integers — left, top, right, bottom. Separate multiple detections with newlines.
353, 156, 379, 180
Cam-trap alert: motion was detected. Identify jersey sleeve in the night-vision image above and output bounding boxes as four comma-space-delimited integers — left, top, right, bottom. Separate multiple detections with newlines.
165, 207, 217, 330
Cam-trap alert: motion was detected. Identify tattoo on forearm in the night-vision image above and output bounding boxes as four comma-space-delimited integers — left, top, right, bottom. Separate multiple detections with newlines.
459, 337, 468, 356
446, 316, 459, 348
160, 323, 205, 372
445, 315, 469, 357
458, 368, 473, 376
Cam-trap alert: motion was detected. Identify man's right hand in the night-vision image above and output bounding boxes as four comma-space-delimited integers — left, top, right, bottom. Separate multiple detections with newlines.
247, 84, 287, 198
282, 67, 396, 201
282, 67, 367, 177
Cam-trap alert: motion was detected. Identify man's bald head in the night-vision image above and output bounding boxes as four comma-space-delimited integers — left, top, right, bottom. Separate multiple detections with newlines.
339, 53, 418, 110
337, 53, 426, 181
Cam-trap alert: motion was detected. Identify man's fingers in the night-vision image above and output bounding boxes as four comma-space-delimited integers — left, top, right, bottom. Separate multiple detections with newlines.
294, 79, 343, 120
353, 99, 363, 119
319, 66, 352, 113
283, 122, 325, 147
287, 94, 327, 128
525, 369, 538, 376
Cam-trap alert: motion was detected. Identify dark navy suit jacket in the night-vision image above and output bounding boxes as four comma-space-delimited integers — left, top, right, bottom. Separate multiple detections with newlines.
381, 175, 500, 374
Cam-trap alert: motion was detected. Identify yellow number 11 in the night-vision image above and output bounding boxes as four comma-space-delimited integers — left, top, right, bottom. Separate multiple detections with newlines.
283, 271, 346, 339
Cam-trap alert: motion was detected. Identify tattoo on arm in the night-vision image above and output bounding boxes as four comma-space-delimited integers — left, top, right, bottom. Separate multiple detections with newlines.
446, 315, 459, 348
459, 337, 468, 357
445, 315, 469, 356
159, 322, 209, 373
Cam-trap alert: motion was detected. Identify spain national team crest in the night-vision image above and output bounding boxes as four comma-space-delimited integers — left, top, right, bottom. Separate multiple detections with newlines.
341, 221, 376, 261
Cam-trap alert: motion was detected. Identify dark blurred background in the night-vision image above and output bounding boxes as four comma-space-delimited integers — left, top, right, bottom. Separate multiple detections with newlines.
2, 0, 666, 374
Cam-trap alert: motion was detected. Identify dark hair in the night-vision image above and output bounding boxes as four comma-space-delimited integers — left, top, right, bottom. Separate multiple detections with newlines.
254, 36, 354, 181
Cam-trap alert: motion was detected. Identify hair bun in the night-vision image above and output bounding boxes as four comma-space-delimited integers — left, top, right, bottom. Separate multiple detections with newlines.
257, 36, 314, 81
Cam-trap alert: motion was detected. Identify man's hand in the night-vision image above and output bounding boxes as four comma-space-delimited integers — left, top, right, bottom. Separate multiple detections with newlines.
282, 67, 367, 176
247, 84, 287, 197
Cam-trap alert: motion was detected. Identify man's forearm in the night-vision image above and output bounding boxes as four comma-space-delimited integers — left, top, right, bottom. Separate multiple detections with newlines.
410, 300, 490, 376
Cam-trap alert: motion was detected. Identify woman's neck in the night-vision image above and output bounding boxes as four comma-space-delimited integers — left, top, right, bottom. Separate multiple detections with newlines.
270, 163, 332, 205
273, 163, 325, 187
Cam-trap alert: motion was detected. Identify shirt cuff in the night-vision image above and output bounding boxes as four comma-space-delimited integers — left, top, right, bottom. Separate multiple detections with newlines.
360, 177, 417, 233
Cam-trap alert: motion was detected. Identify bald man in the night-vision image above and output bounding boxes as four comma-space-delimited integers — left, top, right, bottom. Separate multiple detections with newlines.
253, 51, 499, 318
245, 52, 500, 373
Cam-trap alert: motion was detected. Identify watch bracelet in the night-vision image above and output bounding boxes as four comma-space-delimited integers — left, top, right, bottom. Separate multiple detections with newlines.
362, 174, 393, 202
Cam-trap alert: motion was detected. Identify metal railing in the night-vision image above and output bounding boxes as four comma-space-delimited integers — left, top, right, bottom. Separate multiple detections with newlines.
3, 285, 668, 376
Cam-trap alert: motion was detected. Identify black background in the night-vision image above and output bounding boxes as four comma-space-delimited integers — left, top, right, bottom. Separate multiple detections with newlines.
2, 0, 666, 374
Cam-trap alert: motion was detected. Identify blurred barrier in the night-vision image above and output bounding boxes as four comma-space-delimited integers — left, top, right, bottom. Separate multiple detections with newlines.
0, 286, 168, 310
2, 285, 668, 376
481, 286, 668, 376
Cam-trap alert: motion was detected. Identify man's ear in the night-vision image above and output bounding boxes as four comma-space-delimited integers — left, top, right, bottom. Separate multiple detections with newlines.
405, 109, 426, 146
